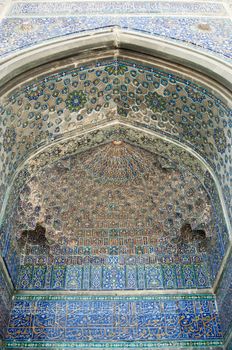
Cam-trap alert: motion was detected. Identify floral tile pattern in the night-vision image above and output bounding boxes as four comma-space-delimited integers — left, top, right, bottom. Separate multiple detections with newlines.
16, 262, 211, 290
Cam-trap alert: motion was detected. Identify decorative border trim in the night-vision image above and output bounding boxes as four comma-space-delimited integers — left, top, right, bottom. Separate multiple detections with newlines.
4, 340, 224, 349
15, 288, 213, 296
0, 256, 14, 292
224, 324, 232, 349
7, 1, 229, 18
0, 30, 231, 90
14, 293, 216, 301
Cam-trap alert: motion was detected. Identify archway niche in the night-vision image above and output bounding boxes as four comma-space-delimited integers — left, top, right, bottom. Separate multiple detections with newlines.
0, 47, 231, 349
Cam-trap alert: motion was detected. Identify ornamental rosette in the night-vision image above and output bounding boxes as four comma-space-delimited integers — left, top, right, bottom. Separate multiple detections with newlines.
25, 84, 44, 100
65, 90, 87, 112
3, 127, 16, 152
213, 127, 227, 154
105, 65, 128, 76
185, 87, 205, 103
145, 91, 166, 113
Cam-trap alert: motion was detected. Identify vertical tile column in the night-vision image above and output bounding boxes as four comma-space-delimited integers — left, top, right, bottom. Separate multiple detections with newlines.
216, 248, 232, 349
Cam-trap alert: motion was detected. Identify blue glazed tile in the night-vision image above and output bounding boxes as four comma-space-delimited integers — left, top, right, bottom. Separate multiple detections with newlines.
163, 265, 177, 289
5, 295, 223, 345
182, 264, 196, 288
195, 263, 211, 288
15, 261, 216, 291
51, 266, 66, 289
65, 265, 82, 290
216, 251, 232, 339
126, 265, 137, 289
1, 58, 230, 297
90, 265, 101, 289
145, 265, 163, 289
32, 266, 46, 289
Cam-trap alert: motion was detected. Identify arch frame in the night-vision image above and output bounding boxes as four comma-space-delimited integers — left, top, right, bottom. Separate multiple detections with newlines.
0, 30, 231, 296
0, 28, 231, 93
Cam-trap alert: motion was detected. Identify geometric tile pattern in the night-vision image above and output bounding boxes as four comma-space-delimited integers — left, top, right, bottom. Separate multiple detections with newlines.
0, 58, 231, 234
6, 295, 223, 346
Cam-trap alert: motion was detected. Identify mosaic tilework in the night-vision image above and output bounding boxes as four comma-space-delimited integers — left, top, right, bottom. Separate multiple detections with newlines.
8, 2, 227, 16
0, 17, 231, 59
6, 295, 223, 346
216, 250, 232, 341
16, 261, 211, 290
0, 265, 13, 339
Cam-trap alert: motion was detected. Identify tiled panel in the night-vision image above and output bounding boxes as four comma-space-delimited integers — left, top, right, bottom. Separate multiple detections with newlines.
16, 262, 211, 290
6, 294, 223, 347
216, 250, 232, 342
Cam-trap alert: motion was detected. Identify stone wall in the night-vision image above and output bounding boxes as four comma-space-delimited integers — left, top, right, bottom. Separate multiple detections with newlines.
0, 262, 13, 340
